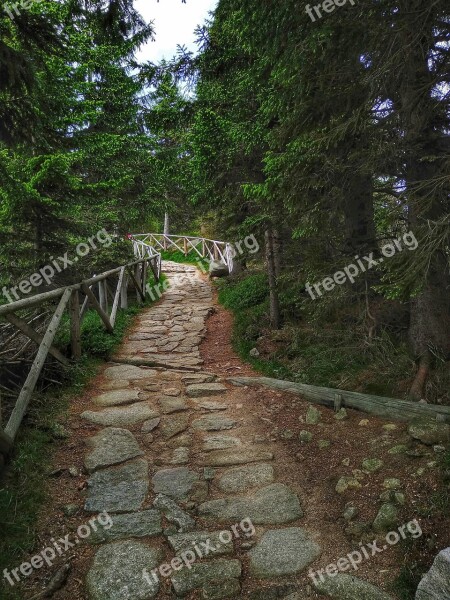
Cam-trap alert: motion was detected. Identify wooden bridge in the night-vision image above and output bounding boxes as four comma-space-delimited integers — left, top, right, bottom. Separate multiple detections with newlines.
131, 233, 236, 275
0, 233, 232, 460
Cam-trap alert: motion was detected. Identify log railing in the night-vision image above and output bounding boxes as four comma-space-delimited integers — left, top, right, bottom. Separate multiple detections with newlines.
131, 233, 235, 274
0, 253, 161, 455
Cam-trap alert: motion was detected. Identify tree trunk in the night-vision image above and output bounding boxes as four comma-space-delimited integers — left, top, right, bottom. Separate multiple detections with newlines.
265, 227, 281, 330
272, 229, 282, 279
164, 212, 170, 236
397, 7, 450, 400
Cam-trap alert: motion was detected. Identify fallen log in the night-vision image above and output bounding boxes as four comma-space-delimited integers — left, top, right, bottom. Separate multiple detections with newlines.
228, 376, 450, 423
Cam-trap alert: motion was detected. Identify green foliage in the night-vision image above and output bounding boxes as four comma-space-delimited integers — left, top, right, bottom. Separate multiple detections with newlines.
393, 564, 426, 600
160, 249, 209, 271
218, 273, 268, 311
216, 274, 289, 378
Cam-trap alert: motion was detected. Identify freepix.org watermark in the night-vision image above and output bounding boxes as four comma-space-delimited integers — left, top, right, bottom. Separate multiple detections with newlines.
308, 519, 422, 585
3, 0, 43, 20
143, 517, 255, 585
3, 511, 113, 587
305, 231, 418, 300
305, 0, 356, 22
1, 228, 112, 304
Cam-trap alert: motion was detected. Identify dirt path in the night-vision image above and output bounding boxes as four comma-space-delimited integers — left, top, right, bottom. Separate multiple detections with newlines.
22, 262, 445, 600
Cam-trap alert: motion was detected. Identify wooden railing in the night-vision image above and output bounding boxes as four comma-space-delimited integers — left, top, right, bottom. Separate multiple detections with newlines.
0, 252, 161, 455
131, 233, 235, 274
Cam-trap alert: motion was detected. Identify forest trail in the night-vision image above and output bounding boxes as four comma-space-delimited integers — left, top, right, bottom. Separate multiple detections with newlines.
79, 261, 323, 599
37, 262, 407, 599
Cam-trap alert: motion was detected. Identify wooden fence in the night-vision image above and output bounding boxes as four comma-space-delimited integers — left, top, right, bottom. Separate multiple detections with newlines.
0, 252, 161, 456
228, 376, 450, 424
131, 233, 235, 274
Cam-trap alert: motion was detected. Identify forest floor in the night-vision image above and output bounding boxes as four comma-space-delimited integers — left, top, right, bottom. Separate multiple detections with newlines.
11, 262, 448, 600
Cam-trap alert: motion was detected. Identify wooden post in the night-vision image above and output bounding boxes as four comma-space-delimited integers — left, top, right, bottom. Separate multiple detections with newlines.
134, 264, 142, 304
5, 289, 72, 441
81, 284, 114, 333
98, 280, 106, 312
110, 267, 125, 327
70, 290, 82, 359
103, 280, 109, 314
202, 239, 206, 258
142, 260, 148, 291
120, 274, 128, 309
127, 265, 146, 302
184, 238, 188, 256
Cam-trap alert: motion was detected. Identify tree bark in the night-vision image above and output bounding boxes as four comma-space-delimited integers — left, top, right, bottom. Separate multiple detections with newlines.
164, 212, 170, 236
397, 6, 450, 399
265, 227, 281, 329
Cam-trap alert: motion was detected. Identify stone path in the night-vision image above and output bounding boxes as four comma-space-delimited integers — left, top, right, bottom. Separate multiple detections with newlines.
79, 263, 392, 599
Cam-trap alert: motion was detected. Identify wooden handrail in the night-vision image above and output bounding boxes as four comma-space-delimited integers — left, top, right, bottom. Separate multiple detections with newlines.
131, 233, 235, 274
0, 258, 157, 317
0, 252, 162, 455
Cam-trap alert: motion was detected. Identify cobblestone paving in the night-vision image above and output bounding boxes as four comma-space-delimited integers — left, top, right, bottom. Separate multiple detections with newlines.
80, 263, 392, 600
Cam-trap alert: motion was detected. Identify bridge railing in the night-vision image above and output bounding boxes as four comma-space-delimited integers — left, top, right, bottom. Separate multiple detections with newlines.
0, 253, 161, 456
131, 233, 234, 273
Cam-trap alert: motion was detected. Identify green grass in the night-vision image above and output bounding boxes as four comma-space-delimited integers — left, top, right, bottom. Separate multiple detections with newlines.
160, 249, 210, 271
54, 272, 168, 359
216, 273, 291, 379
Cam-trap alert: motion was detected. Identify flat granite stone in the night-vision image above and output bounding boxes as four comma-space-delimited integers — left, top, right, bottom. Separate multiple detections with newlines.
248, 528, 321, 577
168, 530, 234, 557
159, 396, 189, 414
198, 483, 302, 524
160, 414, 190, 439
100, 379, 130, 390
153, 494, 196, 532
203, 435, 242, 452
162, 387, 182, 396
218, 464, 275, 493
152, 467, 199, 500
88, 510, 162, 543
93, 389, 140, 407
247, 585, 298, 600
187, 383, 228, 397
168, 433, 193, 448
313, 574, 394, 599
191, 416, 236, 431
84, 428, 143, 472
81, 403, 159, 427
182, 374, 216, 384
199, 448, 274, 467
202, 579, 241, 599
195, 400, 228, 411
170, 559, 242, 596
86, 540, 161, 600
416, 547, 450, 600
142, 417, 161, 433
85, 459, 149, 513
104, 364, 158, 380
408, 420, 450, 446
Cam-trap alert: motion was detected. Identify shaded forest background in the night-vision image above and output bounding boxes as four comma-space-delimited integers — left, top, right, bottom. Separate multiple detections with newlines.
0, 0, 449, 402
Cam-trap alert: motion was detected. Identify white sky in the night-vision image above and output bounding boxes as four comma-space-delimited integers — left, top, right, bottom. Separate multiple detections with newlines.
134, 0, 218, 64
